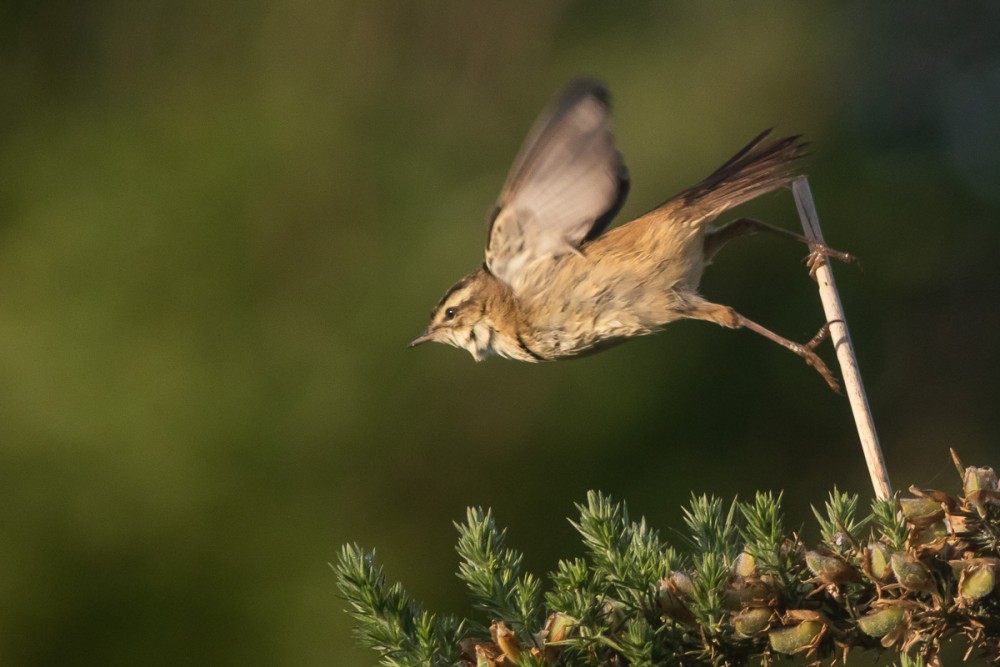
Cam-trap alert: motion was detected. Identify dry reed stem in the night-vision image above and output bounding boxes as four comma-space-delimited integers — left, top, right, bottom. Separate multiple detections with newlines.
792, 177, 892, 500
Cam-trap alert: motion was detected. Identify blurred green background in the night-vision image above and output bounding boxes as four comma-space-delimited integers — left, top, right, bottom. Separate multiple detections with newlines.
2, 2, 999, 664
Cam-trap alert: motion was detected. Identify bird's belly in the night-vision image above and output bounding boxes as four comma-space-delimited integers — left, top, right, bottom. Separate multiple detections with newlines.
517, 241, 710, 358
526, 287, 693, 358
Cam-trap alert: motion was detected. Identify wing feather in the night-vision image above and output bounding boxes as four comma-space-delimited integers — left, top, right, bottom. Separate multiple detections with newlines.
485, 80, 629, 293
654, 130, 807, 226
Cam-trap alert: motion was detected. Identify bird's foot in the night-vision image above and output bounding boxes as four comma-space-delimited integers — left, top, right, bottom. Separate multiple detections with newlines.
805, 244, 858, 280
795, 323, 841, 392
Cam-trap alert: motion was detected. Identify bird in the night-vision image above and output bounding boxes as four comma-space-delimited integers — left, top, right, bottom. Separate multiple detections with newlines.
409, 79, 850, 391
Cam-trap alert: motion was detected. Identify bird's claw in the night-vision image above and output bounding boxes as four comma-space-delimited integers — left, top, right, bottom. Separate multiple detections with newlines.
796, 322, 843, 392
805, 244, 857, 280
803, 349, 841, 393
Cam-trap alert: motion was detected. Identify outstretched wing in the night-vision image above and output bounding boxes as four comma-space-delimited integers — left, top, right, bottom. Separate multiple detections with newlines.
484, 80, 629, 293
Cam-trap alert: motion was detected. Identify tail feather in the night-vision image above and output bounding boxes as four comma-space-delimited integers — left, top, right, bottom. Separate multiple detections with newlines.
657, 130, 807, 226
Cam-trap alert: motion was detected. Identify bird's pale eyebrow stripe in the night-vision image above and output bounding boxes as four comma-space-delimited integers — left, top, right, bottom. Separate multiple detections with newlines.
432, 298, 475, 321
431, 277, 473, 318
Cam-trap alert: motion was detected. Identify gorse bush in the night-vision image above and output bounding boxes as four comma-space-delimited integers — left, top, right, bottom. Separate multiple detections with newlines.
336, 452, 1000, 666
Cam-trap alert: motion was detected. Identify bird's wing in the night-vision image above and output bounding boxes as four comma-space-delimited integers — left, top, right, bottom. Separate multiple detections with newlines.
484, 80, 629, 295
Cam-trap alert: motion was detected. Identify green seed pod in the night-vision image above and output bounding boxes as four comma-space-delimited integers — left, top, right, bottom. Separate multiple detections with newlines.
544, 612, 574, 643
668, 571, 694, 597
601, 599, 626, 630
959, 564, 996, 600
890, 553, 935, 592
768, 620, 824, 655
909, 520, 949, 546
726, 581, 773, 607
733, 552, 757, 578
899, 497, 944, 524
805, 551, 858, 583
868, 543, 892, 581
541, 612, 575, 664
734, 607, 772, 637
657, 577, 695, 624
857, 607, 906, 637
963, 466, 998, 496
963, 466, 999, 516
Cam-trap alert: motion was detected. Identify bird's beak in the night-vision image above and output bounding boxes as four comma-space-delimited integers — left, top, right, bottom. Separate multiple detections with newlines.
408, 329, 436, 348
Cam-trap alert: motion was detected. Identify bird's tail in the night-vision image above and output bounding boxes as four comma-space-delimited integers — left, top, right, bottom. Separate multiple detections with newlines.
655, 130, 807, 226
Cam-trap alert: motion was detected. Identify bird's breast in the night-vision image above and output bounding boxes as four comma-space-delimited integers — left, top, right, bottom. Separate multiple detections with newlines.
514, 247, 705, 358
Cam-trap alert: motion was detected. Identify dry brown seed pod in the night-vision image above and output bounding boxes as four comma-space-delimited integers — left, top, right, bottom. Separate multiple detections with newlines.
490, 621, 522, 662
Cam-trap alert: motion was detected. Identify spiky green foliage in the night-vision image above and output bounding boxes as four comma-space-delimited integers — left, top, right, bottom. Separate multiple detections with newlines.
682, 494, 741, 563
334, 544, 464, 667
455, 507, 542, 638
871, 497, 908, 552
812, 486, 870, 555
687, 551, 730, 632
740, 491, 802, 593
569, 491, 677, 616
337, 455, 1000, 666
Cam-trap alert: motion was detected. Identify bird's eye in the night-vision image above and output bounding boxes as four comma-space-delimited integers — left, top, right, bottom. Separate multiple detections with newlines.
444, 307, 457, 320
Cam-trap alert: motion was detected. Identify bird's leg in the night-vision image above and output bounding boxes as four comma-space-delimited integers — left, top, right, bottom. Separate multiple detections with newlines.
687, 301, 841, 392
704, 217, 856, 270
804, 321, 837, 350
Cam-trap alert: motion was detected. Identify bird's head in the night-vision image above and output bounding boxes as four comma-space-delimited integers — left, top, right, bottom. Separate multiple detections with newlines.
409, 267, 500, 361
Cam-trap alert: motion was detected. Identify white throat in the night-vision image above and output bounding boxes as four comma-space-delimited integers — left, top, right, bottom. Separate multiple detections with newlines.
465, 321, 497, 361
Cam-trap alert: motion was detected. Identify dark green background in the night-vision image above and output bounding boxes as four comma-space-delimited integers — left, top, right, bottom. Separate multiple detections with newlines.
2, 2, 999, 664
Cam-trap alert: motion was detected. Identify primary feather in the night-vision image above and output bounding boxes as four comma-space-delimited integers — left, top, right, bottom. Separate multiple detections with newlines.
485, 80, 629, 293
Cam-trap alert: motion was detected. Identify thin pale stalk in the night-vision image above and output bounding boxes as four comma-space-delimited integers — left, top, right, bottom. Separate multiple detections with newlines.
792, 177, 892, 500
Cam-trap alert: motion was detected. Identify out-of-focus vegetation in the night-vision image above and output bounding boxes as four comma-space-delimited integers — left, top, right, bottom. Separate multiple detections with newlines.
1, 2, 999, 665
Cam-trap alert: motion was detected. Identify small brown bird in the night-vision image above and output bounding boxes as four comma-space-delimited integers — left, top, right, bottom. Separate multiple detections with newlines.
410, 80, 849, 390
